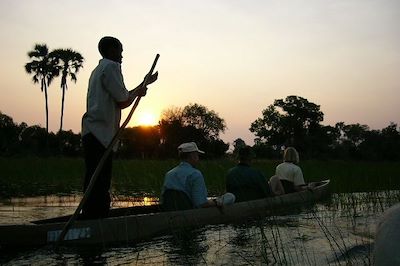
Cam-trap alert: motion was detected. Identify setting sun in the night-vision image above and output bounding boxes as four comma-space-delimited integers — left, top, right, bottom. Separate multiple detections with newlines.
136, 112, 158, 126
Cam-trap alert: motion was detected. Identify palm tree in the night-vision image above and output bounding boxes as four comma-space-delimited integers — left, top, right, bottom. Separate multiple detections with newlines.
25, 44, 59, 133
50, 49, 84, 132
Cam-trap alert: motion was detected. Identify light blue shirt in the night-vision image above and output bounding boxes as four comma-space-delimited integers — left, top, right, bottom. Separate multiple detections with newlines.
161, 162, 208, 207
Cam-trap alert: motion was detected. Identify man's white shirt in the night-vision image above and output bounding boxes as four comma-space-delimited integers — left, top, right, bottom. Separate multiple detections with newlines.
82, 58, 129, 150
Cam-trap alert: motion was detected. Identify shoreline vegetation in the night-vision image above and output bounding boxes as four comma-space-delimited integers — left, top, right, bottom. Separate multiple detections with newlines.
0, 157, 399, 199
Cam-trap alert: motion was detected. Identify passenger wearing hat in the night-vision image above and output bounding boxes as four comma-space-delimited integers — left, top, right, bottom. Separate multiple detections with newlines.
161, 142, 235, 211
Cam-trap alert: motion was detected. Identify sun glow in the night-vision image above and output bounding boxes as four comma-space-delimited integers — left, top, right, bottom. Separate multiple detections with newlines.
136, 112, 158, 126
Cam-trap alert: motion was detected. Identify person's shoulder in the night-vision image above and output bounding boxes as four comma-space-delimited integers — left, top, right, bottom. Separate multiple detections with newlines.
253, 167, 264, 175
227, 165, 240, 172
226, 166, 239, 176
179, 162, 202, 175
166, 164, 181, 175
192, 168, 203, 176
100, 58, 118, 65
101, 58, 120, 71
184, 165, 203, 179
248, 167, 264, 179
279, 162, 296, 167
165, 167, 176, 177
291, 163, 301, 170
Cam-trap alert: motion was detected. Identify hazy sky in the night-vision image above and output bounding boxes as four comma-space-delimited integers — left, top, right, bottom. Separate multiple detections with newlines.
0, 0, 399, 145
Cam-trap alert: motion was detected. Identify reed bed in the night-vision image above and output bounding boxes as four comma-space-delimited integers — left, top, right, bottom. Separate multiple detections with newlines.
0, 157, 399, 198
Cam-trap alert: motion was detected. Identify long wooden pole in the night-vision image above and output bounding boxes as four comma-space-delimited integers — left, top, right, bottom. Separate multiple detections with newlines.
55, 54, 160, 248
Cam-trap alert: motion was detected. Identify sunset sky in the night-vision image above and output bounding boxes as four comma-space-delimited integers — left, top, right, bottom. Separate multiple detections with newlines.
0, 0, 399, 145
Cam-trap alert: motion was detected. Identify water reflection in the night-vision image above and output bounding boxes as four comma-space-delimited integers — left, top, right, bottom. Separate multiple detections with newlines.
0, 194, 158, 224
63, 246, 107, 265
1, 191, 399, 265
164, 228, 209, 265
0, 194, 158, 207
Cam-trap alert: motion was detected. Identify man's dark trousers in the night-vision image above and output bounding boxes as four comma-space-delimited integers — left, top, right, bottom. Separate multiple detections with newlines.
82, 133, 112, 219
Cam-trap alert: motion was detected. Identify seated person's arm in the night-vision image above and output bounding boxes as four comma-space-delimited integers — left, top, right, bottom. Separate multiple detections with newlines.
269, 175, 285, 195
190, 172, 213, 208
293, 168, 306, 191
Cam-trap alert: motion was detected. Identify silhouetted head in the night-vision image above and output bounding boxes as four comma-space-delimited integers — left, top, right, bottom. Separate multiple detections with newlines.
98, 36, 123, 63
283, 147, 299, 164
238, 145, 255, 163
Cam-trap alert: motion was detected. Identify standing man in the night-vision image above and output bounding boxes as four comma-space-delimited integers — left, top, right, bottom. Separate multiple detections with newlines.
81, 36, 158, 218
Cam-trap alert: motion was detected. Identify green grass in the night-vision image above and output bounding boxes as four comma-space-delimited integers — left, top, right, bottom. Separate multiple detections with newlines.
300, 160, 400, 193
0, 157, 84, 198
0, 157, 399, 198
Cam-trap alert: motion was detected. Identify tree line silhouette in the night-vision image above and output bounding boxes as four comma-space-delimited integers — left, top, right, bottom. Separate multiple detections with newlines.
249, 96, 400, 161
1, 96, 399, 161
19, 43, 400, 160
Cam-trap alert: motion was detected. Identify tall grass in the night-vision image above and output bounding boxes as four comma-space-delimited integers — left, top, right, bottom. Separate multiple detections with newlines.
300, 160, 400, 193
0, 157, 83, 198
0, 157, 399, 198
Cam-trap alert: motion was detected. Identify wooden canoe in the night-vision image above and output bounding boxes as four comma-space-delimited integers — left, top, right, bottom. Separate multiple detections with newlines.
0, 180, 330, 248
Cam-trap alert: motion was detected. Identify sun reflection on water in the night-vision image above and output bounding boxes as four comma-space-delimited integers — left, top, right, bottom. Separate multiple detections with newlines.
0, 195, 159, 208
0, 195, 160, 224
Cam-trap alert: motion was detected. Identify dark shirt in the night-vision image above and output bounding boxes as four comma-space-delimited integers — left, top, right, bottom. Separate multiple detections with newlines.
226, 163, 271, 202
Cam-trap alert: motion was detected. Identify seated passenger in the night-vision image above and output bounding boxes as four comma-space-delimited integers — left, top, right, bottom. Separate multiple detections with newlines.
274, 147, 305, 193
226, 146, 272, 202
161, 142, 235, 211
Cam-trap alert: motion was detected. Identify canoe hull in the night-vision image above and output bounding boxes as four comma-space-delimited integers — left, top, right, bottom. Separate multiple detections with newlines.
0, 180, 330, 248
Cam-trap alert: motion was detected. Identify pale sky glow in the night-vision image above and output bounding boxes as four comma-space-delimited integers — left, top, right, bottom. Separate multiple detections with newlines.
0, 0, 399, 145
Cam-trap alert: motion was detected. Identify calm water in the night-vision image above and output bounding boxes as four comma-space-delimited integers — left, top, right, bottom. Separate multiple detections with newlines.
0, 191, 399, 265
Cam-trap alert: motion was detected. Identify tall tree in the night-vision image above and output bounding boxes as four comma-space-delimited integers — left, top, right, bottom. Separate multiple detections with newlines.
182, 103, 226, 140
338, 123, 369, 147
0, 112, 19, 154
25, 44, 59, 133
250, 95, 324, 157
50, 48, 84, 131
159, 103, 228, 157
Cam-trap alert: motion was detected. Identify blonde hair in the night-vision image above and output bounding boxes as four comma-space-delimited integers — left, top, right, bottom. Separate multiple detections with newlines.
283, 147, 299, 164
